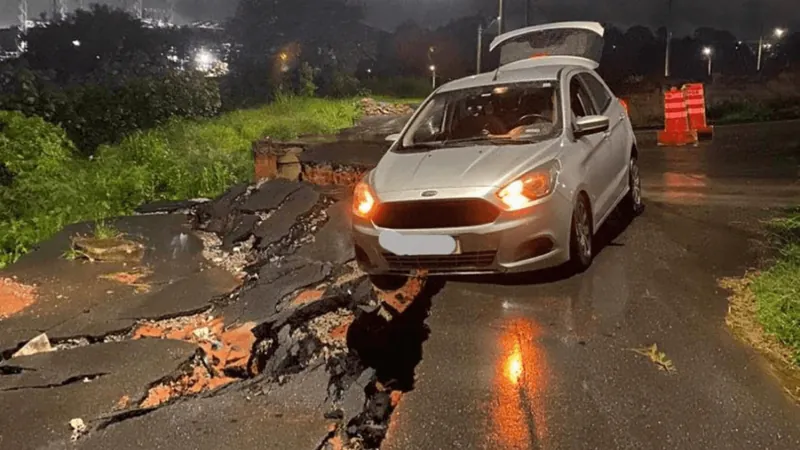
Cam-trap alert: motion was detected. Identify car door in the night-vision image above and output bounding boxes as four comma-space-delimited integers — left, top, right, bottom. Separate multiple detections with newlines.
567, 74, 616, 225
578, 71, 629, 209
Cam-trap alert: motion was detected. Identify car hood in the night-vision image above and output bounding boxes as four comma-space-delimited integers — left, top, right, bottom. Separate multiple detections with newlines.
371, 139, 561, 193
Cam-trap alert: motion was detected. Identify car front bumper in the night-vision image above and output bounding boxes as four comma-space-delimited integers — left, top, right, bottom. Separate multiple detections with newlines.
352, 190, 574, 276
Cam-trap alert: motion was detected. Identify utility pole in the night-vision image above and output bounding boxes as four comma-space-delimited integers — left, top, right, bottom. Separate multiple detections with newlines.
18, 0, 27, 33
17, 0, 27, 52
524, 0, 530, 27
498, 0, 504, 35
664, 0, 672, 78
477, 23, 483, 74
52, 0, 66, 21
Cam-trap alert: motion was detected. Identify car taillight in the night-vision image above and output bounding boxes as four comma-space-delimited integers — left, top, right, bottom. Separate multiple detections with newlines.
353, 181, 376, 219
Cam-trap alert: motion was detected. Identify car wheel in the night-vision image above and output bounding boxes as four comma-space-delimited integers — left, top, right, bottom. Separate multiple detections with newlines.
369, 274, 409, 291
621, 156, 644, 217
569, 194, 593, 272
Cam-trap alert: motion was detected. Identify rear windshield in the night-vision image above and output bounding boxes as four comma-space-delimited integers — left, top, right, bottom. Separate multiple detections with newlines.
498, 28, 604, 66
398, 81, 562, 151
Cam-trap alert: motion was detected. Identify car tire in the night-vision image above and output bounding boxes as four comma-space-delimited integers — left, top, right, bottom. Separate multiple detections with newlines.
368, 274, 409, 291
569, 194, 594, 273
621, 155, 644, 217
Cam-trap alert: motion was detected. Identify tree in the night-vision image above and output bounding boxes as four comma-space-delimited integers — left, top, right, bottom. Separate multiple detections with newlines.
24, 5, 180, 85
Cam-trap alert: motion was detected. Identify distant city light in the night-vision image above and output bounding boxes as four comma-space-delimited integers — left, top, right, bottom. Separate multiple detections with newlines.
279, 52, 288, 61
195, 49, 214, 66
72, 40, 81, 47
366, 68, 372, 74
702, 47, 712, 56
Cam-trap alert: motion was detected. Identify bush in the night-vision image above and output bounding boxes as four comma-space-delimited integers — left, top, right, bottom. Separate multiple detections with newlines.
316, 67, 362, 98
0, 96, 361, 267
0, 112, 90, 267
0, 66, 222, 156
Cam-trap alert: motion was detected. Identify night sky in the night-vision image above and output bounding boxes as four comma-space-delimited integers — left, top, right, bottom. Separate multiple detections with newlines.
0, 0, 797, 38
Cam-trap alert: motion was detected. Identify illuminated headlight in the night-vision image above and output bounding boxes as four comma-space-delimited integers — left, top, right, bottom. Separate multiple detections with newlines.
353, 180, 377, 219
496, 160, 560, 211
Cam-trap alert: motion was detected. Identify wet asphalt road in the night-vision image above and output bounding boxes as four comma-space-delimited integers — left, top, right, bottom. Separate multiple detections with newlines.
382, 121, 800, 449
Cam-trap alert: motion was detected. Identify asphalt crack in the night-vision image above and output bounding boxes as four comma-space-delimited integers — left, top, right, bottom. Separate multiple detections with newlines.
0, 372, 108, 392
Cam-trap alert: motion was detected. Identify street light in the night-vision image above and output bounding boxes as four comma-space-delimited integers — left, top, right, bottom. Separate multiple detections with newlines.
72, 40, 81, 47
429, 65, 437, 89
702, 47, 713, 77
758, 27, 787, 72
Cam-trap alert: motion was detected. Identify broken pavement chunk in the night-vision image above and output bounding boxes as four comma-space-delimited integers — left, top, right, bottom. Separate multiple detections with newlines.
70, 234, 145, 263
254, 185, 321, 249
239, 178, 304, 213
12, 333, 53, 358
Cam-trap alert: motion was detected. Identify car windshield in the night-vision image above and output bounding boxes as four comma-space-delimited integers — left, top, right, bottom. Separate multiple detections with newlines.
398, 80, 561, 150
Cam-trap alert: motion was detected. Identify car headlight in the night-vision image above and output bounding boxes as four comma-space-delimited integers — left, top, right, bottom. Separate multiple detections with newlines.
353, 180, 377, 219
496, 160, 560, 211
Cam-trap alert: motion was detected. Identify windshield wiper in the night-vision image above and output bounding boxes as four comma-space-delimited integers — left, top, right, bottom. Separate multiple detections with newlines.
397, 142, 445, 151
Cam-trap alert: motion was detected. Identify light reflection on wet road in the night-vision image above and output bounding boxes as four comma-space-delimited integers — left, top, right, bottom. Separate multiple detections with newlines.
489, 318, 548, 450
382, 121, 800, 450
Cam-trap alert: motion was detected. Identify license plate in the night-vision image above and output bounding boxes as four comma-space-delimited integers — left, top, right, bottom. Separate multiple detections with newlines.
379, 230, 459, 256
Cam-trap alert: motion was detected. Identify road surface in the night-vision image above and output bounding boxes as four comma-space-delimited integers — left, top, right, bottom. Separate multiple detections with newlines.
0, 120, 798, 450
381, 121, 800, 449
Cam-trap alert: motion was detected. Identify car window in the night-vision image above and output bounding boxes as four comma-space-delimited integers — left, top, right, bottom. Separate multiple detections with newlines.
578, 72, 612, 113
399, 81, 562, 149
408, 97, 447, 143
569, 77, 596, 119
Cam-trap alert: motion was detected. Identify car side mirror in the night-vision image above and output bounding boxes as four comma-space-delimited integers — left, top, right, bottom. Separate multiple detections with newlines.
573, 115, 609, 138
386, 133, 401, 143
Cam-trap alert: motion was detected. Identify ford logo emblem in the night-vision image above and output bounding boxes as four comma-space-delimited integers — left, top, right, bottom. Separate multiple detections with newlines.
421, 190, 438, 198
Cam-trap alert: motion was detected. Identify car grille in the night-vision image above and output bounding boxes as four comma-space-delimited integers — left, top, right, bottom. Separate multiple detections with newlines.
372, 199, 500, 229
382, 251, 497, 271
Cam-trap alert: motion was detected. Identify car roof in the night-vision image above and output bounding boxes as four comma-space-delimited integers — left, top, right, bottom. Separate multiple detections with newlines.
436, 60, 589, 93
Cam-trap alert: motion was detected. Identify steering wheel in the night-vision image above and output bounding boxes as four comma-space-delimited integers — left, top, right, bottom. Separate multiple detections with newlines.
516, 114, 551, 127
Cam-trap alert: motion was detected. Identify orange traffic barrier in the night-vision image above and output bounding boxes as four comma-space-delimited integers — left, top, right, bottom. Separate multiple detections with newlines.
619, 98, 629, 114
682, 83, 714, 140
657, 87, 698, 147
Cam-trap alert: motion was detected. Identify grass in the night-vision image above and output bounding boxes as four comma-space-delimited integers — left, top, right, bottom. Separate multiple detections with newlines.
751, 209, 800, 364
0, 95, 362, 268
722, 207, 800, 401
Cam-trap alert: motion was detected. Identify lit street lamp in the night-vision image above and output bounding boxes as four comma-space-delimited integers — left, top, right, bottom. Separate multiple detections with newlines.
72, 40, 81, 47
757, 27, 787, 72
702, 47, 713, 77
429, 65, 437, 89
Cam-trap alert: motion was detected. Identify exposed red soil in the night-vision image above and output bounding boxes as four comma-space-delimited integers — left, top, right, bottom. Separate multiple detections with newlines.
133, 316, 257, 408
0, 278, 37, 320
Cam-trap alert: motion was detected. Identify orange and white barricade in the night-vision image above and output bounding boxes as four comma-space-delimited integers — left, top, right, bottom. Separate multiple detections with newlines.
657, 87, 698, 147
681, 83, 714, 140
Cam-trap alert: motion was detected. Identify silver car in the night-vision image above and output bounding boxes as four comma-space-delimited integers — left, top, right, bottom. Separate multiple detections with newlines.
351, 22, 644, 278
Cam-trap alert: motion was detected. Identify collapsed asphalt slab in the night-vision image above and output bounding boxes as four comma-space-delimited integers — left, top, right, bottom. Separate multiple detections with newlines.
0, 339, 197, 449
0, 174, 438, 450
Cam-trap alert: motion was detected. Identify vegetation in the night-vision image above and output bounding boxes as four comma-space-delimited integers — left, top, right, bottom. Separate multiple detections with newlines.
751, 209, 800, 364
0, 96, 361, 268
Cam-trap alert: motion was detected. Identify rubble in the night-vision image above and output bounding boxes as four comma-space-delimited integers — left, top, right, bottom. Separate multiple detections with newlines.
70, 234, 145, 263
12, 333, 53, 358
359, 98, 414, 117
0, 277, 37, 320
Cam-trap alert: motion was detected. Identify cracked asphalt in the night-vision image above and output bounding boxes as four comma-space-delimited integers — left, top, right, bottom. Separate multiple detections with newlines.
0, 119, 798, 450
